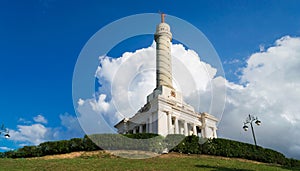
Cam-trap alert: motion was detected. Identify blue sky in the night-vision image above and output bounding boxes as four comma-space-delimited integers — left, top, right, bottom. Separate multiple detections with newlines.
1, 1, 300, 158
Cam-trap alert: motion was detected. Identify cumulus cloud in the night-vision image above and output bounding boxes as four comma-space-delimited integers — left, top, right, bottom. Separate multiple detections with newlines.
76, 36, 300, 159
77, 42, 221, 134
59, 113, 85, 139
8, 114, 85, 147
9, 123, 48, 145
76, 95, 116, 135
219, 36, 300, 159
8, 115, 49, 146
33, 114, 48, 124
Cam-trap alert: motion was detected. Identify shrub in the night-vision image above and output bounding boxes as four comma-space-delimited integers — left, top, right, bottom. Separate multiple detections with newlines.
197, 138, 290, 165
171, 135, 200, 154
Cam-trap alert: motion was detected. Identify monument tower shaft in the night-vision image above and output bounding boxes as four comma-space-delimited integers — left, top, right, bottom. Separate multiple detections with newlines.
154, 13, 173, 89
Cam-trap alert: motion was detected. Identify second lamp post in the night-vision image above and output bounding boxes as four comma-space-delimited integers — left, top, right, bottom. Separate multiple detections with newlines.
243, 114, 261, 146
0, 124, 10, 139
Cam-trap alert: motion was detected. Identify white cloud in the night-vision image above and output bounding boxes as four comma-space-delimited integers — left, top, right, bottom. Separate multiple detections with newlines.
17, 118, 32, 124
95, 42, 217, 120
33, 114, 48, 124
77, 42, 221, 135
259, 44, 265, 52
219, 36, 300, 159
8, 114, 86, 147
6, 115, 52, 146
78, 98, 84, 106
76, 97, 115, 135
90, 94, 110, 113
9, 124, 48, 145
76, 36, 300, 159
58, 113, 84, 139
0, 146, 13, 151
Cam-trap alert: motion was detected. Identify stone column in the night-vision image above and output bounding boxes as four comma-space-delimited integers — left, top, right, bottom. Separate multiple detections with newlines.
174, 117, 179, 134
168, 112, 172, 134
193, 125, 197, 136
139, 125, 143, 133
146, 121, 149, 133
184, 121, 188, 136
149, 115, 152, 133
133, 127, 136, 134
213, 128, 217, 138
203, 127, 207, 138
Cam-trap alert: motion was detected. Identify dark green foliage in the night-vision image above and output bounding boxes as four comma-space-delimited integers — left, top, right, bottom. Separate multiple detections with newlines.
38, 140, 70, 155
171, 135, 200, 154
200, 138, 289, 165
171, 137, 297, 167
286, 158, 300, 168
0, 133, 299, 168
16, 146, 42, 158
0, 135, 100, 158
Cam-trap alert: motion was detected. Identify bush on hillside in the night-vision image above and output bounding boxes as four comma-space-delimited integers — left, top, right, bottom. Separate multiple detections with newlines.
1, 136, 100, 158
168, 136, 294, 166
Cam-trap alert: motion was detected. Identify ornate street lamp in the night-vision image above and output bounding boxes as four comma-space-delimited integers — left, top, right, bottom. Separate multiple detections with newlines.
242, 114, 261, 146
0, 124, 10, 139
4, 133, 10, 139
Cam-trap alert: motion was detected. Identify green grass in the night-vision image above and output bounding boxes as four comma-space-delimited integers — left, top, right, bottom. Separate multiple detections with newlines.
0, 152, 297, 171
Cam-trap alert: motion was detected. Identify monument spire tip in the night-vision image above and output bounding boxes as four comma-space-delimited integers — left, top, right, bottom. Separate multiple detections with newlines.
160, 12, 165, 23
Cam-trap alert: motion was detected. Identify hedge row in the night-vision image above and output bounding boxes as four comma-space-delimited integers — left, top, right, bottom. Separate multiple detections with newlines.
170, 136, 295, 166
0, 134, 162, 158
1, 136, 100, 158
1, 134, 299, 168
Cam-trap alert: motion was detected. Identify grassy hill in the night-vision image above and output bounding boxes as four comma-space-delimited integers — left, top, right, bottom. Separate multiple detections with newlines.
0, 151, 296, 171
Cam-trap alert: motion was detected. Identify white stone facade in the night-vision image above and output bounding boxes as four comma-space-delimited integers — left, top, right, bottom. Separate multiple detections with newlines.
114, 15, 218, 139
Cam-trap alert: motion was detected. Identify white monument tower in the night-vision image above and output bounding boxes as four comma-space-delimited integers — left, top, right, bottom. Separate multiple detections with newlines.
155, 13, 173, 90
115, 14, 218, 138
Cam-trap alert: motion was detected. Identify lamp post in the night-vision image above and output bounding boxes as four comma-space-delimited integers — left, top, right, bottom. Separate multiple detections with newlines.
242, 114, 261, 146
0, 124, 10, 139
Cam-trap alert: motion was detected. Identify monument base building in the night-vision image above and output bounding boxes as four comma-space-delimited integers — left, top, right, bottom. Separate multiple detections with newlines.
115, 86, 218, 138
114, 14, 218, 139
